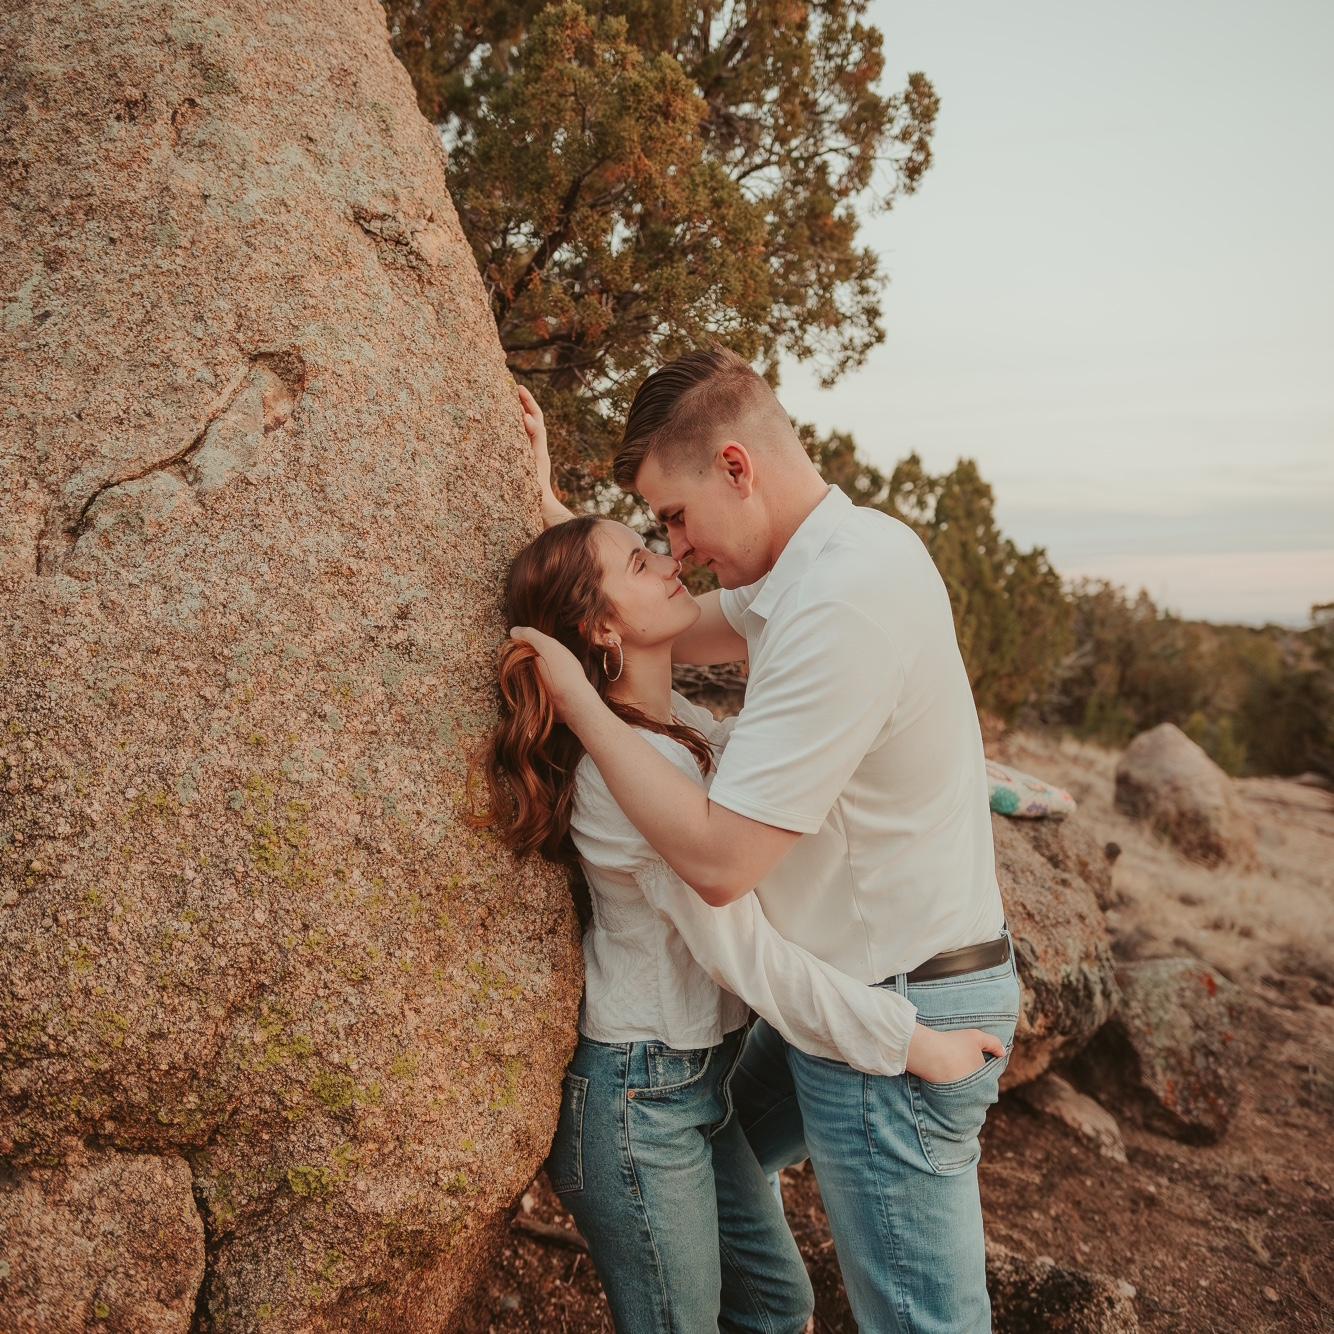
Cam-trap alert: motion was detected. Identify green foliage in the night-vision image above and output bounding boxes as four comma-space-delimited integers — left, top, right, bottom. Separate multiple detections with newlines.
1232, 608, 1333, 778
1050, 585, 1332, 779
1051, 580, 1208, 746
384, 0, 937, 501
1183, 711, 1247, 776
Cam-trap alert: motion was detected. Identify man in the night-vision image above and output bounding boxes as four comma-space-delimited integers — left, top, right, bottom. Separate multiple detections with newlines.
514, 349, 1019, 1333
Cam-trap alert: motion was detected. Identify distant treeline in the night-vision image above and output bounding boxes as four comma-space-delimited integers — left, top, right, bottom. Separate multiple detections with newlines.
805, 426, 1333, 780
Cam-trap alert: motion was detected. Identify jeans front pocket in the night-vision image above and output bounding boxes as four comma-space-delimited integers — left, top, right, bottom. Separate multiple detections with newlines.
630, 1042, 714, 1098
546, 1071, 589, 1194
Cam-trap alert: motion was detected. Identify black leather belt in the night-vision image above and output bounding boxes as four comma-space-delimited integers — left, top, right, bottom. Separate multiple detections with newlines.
888, 934, 1011, 985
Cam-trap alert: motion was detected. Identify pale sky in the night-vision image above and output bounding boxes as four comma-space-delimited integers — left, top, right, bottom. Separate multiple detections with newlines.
775, 0, 1333, 627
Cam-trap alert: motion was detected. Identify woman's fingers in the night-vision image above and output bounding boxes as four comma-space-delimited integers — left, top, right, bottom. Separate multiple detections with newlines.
518, 384, 543, 420
510, 625, 557, 651
979, 1031, 1006, 1058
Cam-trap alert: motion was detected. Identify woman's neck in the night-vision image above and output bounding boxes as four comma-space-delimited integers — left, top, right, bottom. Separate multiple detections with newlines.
607, 642, 675, 723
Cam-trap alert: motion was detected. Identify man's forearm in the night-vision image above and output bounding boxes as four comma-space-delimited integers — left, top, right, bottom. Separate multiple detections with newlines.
566, 693, 758, 903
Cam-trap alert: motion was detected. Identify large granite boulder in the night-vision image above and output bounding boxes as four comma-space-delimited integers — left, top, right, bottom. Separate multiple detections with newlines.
1071, 958, 1249, 1144
0, 1148, 205, 1332
992, 815, 1120, 1089
0, 2, 581, 1329
1114, 723, 1257, 868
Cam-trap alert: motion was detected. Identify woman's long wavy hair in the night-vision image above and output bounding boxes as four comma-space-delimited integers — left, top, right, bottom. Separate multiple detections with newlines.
474, 515, 714, 864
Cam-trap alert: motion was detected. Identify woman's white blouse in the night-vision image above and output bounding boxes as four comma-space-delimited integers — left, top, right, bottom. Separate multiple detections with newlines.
567, 692, 918, 1076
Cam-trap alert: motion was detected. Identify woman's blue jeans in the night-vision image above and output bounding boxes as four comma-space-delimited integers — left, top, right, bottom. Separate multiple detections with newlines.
730, 929, 1023, 1333
546, 1025, 815, 1333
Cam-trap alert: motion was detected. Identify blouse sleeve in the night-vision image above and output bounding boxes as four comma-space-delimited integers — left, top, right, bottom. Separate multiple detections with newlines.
634, 857, 918, 1076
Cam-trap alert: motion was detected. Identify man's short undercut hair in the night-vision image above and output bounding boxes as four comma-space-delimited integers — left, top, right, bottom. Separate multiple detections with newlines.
613, 346, 774, 492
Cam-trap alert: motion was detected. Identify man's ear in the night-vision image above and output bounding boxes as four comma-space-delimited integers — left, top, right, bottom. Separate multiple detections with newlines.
718, 442, 756, 499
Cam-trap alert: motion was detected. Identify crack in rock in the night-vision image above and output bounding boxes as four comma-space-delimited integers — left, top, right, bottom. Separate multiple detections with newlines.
36, 350, 307, 575
351, 203, 450, 271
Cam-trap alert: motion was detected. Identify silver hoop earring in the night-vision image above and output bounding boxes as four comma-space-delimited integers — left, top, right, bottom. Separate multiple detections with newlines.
602, 642, 624, 682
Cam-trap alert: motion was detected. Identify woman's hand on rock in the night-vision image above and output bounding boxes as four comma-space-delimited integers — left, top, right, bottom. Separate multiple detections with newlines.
517, 383, 573, 527
518, 383, 550, 484
905, 1024, 1006, 1084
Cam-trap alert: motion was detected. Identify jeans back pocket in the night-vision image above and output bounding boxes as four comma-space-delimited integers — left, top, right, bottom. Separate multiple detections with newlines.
908, 1035, 1014, 1175
546, 1071, 589, 1194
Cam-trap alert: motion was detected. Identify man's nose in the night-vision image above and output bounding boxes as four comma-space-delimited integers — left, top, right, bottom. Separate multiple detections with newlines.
667, 529, 691, 562
654, 550, 684, 578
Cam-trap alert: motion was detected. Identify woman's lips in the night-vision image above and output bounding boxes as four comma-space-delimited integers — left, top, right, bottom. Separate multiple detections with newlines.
669, 583, 685, 598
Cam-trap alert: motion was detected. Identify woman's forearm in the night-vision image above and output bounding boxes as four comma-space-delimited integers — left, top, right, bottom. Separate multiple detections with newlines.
540, 490, 576, 527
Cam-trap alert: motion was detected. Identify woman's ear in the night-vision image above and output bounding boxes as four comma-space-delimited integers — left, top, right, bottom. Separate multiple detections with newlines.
595, 611, 623, 649
579, 615, 618, 653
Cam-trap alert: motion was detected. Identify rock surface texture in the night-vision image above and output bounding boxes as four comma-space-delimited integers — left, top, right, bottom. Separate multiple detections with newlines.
987, 1245, 1140, 1333
1072, 958, 1248, 1144
1017, 1072, 1127, 1163
0, 1148, 206, 1332
992, 815, 1120, 1089
1113, 723, 1258, 868
0, 2, 582, 1328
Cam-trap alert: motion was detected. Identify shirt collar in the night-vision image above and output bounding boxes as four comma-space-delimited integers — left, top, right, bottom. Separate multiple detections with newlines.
746, 485, 853, 622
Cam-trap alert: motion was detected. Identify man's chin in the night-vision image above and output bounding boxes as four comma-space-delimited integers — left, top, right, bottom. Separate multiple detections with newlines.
716, 566, 757, 590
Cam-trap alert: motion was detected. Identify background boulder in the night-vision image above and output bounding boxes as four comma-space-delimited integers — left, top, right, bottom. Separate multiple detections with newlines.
986, 1245, 1140, 1333
1071, 958, 1249, 1143
1113, 723, 1258, 868
993, 815, 1120, 1089
0, 1, 581, 1328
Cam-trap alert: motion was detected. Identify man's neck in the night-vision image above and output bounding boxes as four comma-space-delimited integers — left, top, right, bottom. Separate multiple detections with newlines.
765, 475, 833, 571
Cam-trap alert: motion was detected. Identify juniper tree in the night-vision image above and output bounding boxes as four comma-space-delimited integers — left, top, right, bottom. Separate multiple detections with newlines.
384, 0, 938, 502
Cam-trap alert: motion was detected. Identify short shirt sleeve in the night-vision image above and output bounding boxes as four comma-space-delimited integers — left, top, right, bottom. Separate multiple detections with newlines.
569, 731, 709, 874
708, 598, 905, 834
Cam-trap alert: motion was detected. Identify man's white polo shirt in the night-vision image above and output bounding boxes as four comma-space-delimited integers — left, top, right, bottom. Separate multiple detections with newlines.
712, 485, 1006, 981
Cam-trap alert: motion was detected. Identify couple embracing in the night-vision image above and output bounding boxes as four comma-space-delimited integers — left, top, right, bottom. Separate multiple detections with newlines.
477, 348, 1020, 1333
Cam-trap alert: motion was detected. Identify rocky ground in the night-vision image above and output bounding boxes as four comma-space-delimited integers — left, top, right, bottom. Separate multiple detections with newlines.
462, 729, 1333, 1332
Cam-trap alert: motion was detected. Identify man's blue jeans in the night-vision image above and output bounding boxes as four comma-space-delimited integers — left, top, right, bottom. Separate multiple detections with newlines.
728, 930, 1022, 1333
546, 1025, 815, 1333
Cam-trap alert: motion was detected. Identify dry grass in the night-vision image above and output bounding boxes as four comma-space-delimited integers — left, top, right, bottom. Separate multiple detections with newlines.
998, 730, 1334, 992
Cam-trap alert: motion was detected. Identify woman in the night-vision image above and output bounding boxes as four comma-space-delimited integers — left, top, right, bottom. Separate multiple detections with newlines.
474, 388, 1005, 1333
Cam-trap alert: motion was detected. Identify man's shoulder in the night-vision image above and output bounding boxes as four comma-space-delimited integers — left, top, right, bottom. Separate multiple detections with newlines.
802, 507, 938, 610
831, 504, 926, 558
